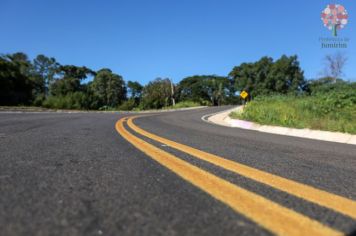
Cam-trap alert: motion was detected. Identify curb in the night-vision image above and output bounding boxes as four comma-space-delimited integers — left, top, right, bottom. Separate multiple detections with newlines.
205, 106, 356, 146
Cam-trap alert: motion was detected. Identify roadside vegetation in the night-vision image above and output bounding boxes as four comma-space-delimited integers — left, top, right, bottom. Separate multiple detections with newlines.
0, 53, 239, 110
1, 51, 354, 136
231, 80, 356, 134
226, 52, 356, 134
164, 101, 201, 109
0, 52, 305, 111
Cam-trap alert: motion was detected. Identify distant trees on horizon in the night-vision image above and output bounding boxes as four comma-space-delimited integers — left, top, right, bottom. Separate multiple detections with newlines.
0, 52, 351, 110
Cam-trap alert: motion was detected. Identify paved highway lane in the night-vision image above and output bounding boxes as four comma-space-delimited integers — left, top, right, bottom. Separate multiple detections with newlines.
1, 107, 356, 235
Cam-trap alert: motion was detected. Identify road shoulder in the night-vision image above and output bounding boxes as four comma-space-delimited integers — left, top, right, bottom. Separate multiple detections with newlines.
203, 106, 356, 145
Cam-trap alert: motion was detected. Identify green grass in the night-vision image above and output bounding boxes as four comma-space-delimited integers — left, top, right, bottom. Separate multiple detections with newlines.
230, 92, 356, 134
163, 101, 202, 110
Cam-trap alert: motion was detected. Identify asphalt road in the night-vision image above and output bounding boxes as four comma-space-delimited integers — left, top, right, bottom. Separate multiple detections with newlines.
0, 107, 355, 236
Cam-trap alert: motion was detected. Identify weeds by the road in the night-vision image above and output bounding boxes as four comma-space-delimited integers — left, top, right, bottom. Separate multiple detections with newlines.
230, 90, 356, 134
164, 101, 201, 109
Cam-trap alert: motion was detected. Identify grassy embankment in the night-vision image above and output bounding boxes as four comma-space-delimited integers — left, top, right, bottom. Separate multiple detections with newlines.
230, 90, 356, 134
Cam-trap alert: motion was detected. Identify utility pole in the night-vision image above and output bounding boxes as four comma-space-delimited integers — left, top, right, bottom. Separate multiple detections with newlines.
170, 79, 175, 106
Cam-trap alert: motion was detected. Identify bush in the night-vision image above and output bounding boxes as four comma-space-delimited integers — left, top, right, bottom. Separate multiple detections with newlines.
118, 99, 137, 111
170, 101, 201, 109
42, 92, 88, 110
32, 94, 45, 107
98, 106, 110, 111
308, 79, 356, 95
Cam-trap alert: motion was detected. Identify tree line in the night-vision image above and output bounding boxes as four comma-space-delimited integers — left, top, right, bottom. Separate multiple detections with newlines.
0, 52, 350, 110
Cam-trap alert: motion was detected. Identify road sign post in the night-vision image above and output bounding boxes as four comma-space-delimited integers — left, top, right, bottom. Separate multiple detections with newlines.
240, 90, 249, 106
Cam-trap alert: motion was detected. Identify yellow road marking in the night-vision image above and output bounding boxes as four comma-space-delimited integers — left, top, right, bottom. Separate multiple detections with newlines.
127, 116, 356, 220
116, 117, 342, 236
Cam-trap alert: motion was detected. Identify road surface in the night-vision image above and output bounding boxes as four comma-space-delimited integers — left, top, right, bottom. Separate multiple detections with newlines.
1, 107, 355, 236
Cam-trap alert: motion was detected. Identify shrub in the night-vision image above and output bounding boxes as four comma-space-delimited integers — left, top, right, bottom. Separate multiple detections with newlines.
171, 101, 201, 109
32, 94, 45, 107
42, 92, 88, 110
118, 99, 137, 111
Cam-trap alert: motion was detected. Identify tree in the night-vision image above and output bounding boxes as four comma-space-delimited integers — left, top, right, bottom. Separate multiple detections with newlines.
91, 69, 127, 108
32, 55, 60, 98
5, 52, 32, 76
50, 65, 95, 96
229, 62, 254, 97
202, 76, 230, 106
229, 57, 274, 97
178, 76, 210, 103
266, 55, 306, 94
324, 52, 347, 83
58, 65, 95, 80
127, 81, 143, 106
229, 57, 275, 98
141, 78, 172, 109
127, 81, 143, 98
0, 54, 33, 105
252, 57, 274, 95
230, 55, 306, 97
178, 75, 231, 105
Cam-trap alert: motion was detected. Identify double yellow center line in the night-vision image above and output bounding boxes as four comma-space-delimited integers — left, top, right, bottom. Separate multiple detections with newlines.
116, 116, 356, 236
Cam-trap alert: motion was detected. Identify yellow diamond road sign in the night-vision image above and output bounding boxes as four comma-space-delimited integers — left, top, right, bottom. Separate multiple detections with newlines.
240, 91, 248, 99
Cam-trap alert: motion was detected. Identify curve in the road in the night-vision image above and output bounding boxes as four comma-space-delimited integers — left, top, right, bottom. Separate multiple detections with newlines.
127, 116, 356, 220
115, 116, 345, 236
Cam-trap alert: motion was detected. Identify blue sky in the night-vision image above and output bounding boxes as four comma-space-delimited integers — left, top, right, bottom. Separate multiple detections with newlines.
1, 0, 355, 84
